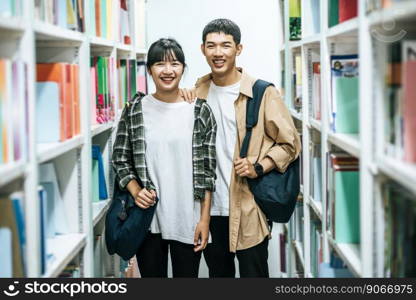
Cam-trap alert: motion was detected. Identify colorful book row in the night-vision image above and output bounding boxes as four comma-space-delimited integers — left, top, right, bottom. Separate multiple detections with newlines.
0, 59, 28, 165
34, 0, 85, 32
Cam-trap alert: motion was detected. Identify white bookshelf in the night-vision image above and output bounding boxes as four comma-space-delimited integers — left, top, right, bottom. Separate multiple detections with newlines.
43, 233, 87, 278
280, 0, 416, 278
0, 0, 148, 278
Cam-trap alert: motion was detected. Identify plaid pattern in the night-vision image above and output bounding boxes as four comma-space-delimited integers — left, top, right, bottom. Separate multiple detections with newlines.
112, 92, 217, 200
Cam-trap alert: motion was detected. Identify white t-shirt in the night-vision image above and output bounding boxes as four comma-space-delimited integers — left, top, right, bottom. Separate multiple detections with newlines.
141, 94, 200, 244
206, 81, 240, 216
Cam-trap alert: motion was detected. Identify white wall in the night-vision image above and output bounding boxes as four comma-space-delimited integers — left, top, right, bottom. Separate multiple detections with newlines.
145, 0, 284, 278
146, 0, 284, 90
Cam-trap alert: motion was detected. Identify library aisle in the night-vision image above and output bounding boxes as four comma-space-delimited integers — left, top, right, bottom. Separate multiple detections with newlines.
0, 0, 415, 279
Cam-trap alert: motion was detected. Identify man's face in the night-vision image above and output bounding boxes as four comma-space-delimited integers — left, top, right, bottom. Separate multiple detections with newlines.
201, 32, 242, 77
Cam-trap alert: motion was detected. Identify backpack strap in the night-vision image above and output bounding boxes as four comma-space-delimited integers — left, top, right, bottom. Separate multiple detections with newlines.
240, 79, 274, 158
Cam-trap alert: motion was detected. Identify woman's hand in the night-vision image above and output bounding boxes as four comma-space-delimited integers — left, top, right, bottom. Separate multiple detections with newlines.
134, 188, 157, 209
193, 220, 210, 252
179, 88, 197, 103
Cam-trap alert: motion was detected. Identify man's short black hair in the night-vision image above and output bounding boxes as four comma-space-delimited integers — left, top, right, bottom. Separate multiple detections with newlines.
202, 18, 241, 45
146, 38, 186, 69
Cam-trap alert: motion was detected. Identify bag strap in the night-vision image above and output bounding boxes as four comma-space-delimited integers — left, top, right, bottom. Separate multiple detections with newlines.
240, 79, 274, 158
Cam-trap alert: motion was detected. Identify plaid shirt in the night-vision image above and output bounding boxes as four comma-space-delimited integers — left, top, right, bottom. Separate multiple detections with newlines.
112, 92, 217, 200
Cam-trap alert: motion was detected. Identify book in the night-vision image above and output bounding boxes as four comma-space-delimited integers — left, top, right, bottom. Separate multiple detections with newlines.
289, 0, 301, 40
0, 197, 24, 277
37, 63, 74, 141
327, 153, 360, 244
330, 55, 359, 133
135, 0, 147, 49
312, 62, 321, 120
402, 41, 416, 163
383, 183, 416, 277
38, 163, 70, 235
34, 0, 83, 31
303, 0, 320, 37
92, 145, 108, 200
328, 0, 339, 27
0, 228, 13, 277
10, 192, 26, 273
339, 0, 358, 23
36, 82, 60, 142
120, 0, 131, 44
137, 60, 147, 94
293, 52, 302, 110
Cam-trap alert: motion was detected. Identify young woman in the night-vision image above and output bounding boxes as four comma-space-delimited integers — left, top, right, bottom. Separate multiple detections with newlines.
112, 38, 217, 278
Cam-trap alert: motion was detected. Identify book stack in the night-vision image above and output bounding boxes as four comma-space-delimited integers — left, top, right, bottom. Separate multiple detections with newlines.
384, 40, 416, 162
91, 56, 115, 124
329, 0, 358, 27
326, 152, 360, 244
34, 0, 85, 32
0, 59, 28, 165
36, 63, 81, 143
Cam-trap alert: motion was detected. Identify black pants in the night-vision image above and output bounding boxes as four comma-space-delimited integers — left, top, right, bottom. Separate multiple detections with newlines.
136, 233, 202, 278
203, 216, 269, 278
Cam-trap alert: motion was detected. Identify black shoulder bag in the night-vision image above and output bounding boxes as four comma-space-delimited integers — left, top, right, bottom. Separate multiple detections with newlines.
105, 177, 157, 261
240, 79, 300, 223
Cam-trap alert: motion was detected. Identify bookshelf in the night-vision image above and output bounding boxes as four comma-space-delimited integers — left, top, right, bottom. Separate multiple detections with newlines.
279, 0, 416, 278
0, 0, 147, 278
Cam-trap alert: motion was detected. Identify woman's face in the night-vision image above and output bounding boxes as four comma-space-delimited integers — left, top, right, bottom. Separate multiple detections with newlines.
149, 53, 184, 93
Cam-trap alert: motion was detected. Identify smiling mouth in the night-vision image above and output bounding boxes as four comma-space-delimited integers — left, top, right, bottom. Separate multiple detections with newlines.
212, 59, 225, 68
160, 77, 175, 83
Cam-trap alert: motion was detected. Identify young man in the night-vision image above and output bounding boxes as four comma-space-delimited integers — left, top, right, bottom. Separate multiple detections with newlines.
188, 18, 301, 277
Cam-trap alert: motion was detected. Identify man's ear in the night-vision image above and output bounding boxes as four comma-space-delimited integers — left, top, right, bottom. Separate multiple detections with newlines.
200, 44, 206, 56
236, 44, 243, 56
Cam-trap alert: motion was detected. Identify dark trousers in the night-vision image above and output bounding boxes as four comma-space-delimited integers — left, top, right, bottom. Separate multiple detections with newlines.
203, 216, 269, 278
136, 233, 202, 278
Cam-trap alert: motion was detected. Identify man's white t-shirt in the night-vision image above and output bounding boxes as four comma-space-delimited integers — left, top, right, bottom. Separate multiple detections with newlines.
141, 94, 200, 244
206, 81, 241, 216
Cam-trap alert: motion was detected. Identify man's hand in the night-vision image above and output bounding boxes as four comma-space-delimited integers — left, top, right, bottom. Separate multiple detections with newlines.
134, 188, 157, 209
179, 88, 197, 103
234, 157, 257, 178
193, 220, 209, 252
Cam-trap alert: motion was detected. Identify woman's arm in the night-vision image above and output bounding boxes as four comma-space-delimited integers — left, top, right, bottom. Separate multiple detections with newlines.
194, 102, 217, 252
112, 105, 137, 189
112, 104, 156, 208
202, 103, 217, 192
194, 191, 211, 252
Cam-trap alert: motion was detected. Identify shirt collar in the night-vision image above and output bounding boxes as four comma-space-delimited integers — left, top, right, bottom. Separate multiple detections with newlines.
195, 67, 256, 99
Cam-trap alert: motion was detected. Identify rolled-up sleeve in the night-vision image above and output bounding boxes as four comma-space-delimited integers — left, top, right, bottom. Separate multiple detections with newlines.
202, 103, 217, 192
111, 105, 137, 189
260, 87, 301, 173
